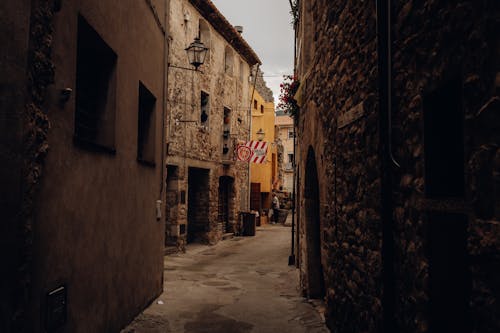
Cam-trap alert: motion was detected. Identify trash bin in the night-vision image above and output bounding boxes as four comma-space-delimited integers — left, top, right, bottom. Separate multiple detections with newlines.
240, 212, 256, 236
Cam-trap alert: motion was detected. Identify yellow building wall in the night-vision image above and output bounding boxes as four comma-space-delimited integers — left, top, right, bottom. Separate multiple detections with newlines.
250, 89, 276, 194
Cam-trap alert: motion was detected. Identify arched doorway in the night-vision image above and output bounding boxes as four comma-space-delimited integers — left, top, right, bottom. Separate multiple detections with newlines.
304, 147, 325, 299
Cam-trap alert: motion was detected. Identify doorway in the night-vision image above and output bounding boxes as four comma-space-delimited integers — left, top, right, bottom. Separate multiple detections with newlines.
218, 176, 234, 233
304, 147, 325, 299
187, 167, 210, 243
165, 165, 179, 246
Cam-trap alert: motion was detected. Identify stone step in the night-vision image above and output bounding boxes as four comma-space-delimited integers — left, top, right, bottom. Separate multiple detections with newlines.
222, 232, 234, 240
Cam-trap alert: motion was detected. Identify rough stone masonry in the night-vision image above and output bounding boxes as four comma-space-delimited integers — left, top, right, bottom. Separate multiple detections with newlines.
295, 1, 500, 332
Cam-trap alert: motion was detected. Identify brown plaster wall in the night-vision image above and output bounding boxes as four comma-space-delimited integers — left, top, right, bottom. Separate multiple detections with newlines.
27, 1, 166, 332
0, 1, 34, 331
296, 1, 500, 332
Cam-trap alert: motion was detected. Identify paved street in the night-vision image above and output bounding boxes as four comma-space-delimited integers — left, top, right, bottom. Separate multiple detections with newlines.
122, 225, 328, 333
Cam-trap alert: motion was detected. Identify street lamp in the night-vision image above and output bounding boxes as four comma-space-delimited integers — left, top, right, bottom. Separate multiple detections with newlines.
256, 128, 265, 141
168, 37, 209, 72
185, 37, 209, 70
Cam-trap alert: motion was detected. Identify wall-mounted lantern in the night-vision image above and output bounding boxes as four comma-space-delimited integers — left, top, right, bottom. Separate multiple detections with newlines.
185, 37, 209, 71
168, 37, 209, 72
256, 128, 265, 141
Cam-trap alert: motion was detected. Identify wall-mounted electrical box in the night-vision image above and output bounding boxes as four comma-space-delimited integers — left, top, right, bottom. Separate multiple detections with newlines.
45, 285, 67, 332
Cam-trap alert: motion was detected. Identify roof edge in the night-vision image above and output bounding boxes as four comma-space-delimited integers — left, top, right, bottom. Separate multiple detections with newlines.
188, 0, 261, 66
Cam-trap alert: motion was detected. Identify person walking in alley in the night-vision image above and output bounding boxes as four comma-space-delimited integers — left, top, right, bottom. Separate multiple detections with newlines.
272, 193, 280, 224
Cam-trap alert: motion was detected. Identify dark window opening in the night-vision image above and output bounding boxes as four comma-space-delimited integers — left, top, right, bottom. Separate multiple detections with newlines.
254, 100, 258, 109
201, 91, 209, 125
75, 14, 117, 153
260, 105, 264, 113
427, 212, 470, 333
137, 82, 156, 166
423, 77, 464, 198
224, 46, 233, 75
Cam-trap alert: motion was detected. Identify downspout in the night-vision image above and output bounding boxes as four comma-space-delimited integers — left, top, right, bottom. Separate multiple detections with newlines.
248, 64, 260, 210
160, 0, 170, 203
376, 0, 398, 332
289, 1, 298, 266
291, 0, 300, 268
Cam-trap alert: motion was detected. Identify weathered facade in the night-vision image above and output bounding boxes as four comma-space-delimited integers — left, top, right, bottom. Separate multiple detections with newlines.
249, 87, 277, 223
165, 0, 260, 248
295, 1, 500, 333
275, 110, 294, 194
1, 0, 167, 332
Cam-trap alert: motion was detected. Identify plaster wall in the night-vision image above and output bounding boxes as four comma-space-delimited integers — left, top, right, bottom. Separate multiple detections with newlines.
276, 115, 294, 193
30, 1, 166, 332
0, 1, 33, 331
250, 89, 276, 194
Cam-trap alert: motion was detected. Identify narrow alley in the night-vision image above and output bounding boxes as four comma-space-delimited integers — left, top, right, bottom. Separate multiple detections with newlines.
123, 225, 328, 333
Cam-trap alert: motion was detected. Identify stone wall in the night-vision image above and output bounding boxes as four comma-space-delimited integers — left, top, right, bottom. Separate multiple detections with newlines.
0, 1, 53, 331
254, 68, 274, 103
391, 1, 500, 331
296, 1, 500, 332
296, 1, 382, 331
166, 0, 253, 247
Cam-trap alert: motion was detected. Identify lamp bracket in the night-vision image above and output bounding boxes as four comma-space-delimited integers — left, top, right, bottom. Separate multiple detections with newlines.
168, 63, 203, 73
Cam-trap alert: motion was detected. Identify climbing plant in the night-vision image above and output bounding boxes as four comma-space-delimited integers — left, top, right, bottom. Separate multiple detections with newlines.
278, 75, 300, 120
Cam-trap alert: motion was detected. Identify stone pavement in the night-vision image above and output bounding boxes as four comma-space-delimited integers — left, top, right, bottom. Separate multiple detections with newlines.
122, 224, 328, 333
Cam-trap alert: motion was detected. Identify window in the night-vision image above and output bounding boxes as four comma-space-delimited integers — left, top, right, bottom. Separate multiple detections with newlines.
288, 128, 294, 138
260, 105, 264, 113
254, 100, 258, 109
423, 77, 464, 198
198, 19, 211, 59
239, 61, 244, 82
224, 46, 233, 75
201, 91, 209, 126
288, 153, 294, 163
75, 14, 117, 153
137, 82, 156, 165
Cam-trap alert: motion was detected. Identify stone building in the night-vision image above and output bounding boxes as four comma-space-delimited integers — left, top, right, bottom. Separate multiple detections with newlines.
164, 0, 260, 248
294, 1, 500, 333
275, 110, 294, 194
1, 0, 167, 332
249, 86, 277, 224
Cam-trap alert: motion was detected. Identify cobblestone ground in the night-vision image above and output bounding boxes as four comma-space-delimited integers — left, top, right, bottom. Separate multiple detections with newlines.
122, 224, 329, 333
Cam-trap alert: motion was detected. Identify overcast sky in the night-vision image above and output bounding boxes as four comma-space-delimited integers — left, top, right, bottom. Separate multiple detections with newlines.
211, 0, 295, 103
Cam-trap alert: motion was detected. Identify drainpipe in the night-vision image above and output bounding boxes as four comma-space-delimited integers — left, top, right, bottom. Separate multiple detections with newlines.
376, 0, 398, 332
289, 0, 299, 267
248, 64, 260, 210
160, 0, 171, 204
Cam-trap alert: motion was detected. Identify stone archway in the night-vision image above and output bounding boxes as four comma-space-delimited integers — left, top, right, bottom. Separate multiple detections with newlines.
304, 147, 325, 299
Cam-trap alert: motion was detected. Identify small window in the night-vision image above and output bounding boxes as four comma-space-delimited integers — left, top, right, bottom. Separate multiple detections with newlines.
288, 154, 294, 163
288, 129, 294, 139
254, 100, 258, 109
224, 46, 233, 75
137, 82, 156, 166
201, 91, 209, 126
239, 61, 244, 82
260, 105, 264, 113
75, 14, 117, 153
424, 77, 464, 198
199, 19, 211, 58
